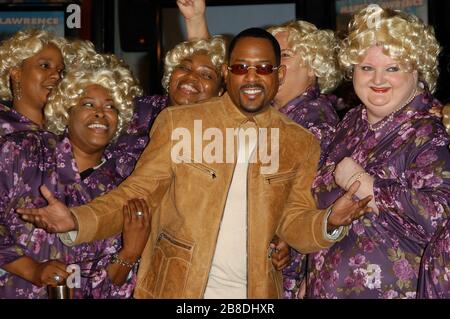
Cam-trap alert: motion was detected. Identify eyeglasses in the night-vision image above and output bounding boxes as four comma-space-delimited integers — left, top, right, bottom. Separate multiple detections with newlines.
227, 64, 279, 75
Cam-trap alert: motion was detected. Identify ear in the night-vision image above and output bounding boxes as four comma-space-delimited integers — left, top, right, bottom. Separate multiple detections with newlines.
218, 84, 225, 96
412, 70, 419, 85
307, 66, 315, 78
277, 64, 287, 85
9, 67, 21, 83
222, 63, 229, 81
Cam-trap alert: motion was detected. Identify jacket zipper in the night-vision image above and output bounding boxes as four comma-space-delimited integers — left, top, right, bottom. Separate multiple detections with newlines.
157, 232, 192, 250
264, 171, 297, 184
177, 156, 217, 179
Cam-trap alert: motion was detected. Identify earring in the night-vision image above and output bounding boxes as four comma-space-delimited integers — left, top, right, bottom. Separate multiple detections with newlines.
418, 80, 425, 90
13, 80, 21, 101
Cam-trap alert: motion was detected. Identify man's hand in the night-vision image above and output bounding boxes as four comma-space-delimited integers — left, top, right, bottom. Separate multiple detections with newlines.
328, 181, 373, 228
16, 185, 76, 233
269, 236, 291, 271
177, 0, 205, 20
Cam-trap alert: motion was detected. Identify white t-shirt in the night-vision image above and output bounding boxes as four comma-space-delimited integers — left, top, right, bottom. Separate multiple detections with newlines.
204, 123, 258, 299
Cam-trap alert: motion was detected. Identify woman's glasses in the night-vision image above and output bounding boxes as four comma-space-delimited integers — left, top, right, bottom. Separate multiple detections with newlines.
227, 64, 279, 75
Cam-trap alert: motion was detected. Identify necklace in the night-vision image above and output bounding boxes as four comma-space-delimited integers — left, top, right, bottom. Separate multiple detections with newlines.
368, 88, 418, 132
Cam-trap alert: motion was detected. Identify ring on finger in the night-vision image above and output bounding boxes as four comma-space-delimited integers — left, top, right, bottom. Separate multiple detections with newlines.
135, 211, 144, 218
53, 274, 62, 283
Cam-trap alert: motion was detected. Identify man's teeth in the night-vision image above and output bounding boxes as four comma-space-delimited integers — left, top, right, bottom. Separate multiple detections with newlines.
180, 83, 199, 93
88, 123, 108, 130
243, 88, 262, 94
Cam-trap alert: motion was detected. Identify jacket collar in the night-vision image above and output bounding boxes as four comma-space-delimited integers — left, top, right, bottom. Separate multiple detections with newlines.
221, 92, 275, 129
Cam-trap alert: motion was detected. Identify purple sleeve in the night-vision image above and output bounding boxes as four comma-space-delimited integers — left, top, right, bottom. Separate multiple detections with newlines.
0, 135, 42, 267
105, 95, 169, 178
372, 126, 450, 243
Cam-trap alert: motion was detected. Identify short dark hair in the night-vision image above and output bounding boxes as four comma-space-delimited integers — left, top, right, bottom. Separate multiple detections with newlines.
228, 27, 281, 65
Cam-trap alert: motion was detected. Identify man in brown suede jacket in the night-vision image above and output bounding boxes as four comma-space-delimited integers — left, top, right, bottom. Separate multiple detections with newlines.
19, 28, 371, 298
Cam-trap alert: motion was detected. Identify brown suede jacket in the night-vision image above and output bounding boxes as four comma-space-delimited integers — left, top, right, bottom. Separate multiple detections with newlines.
70, 93, 336, 298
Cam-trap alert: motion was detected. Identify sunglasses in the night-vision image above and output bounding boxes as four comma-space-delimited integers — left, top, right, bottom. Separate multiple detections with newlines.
227, 64, 279, 75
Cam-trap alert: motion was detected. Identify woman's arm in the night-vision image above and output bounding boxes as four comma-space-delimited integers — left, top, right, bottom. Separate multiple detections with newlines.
3, 257, 68, 287
335, 124, 450, 238
178, 0, 210, 39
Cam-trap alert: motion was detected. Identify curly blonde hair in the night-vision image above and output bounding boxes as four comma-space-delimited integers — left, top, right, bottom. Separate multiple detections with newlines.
61, 39, 105, 73
161, 36, 226, 91
0, 29, 69, 100
268, 20, 342, 93
45, 54, 143, 140
339, 4, 441, 93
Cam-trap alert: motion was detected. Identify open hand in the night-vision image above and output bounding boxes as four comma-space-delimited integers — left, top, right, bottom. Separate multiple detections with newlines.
177, 0, 205, 20
16, 185, 76, 233
328, 181, 373, 228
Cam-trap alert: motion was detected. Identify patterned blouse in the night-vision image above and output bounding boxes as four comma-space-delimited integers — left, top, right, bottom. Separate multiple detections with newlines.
418, 215, 450, 298
307, 92, 450, 299
0, 102, 41, 137
0, 95, 168, 298
278, 85, 341, 298
278, 85, 340, 153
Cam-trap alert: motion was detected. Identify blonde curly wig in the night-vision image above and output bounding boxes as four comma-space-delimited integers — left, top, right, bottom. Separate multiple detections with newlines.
339, 4, 441, 93
268, 20, 342, 93
161, 35, 226, 91
44, 54, 143, 140
0, 29, 69, 100
61, 39, 105, 73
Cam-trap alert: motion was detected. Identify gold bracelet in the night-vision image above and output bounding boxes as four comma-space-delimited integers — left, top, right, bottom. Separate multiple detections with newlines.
345, 171, 370, 190
111, 253, 140, 269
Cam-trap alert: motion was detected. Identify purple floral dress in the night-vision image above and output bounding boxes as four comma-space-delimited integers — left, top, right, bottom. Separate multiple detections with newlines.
1, 95, 168, 155
307, 92, 450, 299
418, 217, 450, 298
0, 103, 41, 136
107, 95, 168, 168
278, 85, 341, 299
0, 131, 136, 298
278, 85, 340, 153
0, 95, 167, 299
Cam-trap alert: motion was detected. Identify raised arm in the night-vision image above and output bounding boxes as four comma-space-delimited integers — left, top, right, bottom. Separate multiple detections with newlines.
177, 0, 210, 39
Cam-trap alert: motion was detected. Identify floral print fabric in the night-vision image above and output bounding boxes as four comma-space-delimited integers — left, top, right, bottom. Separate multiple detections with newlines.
0, 95, 167, 298
279, 85, 340, 298
308, 92, 450, 299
